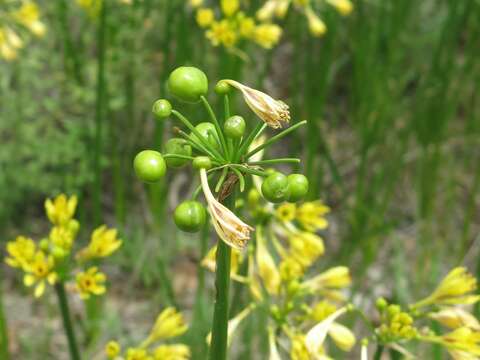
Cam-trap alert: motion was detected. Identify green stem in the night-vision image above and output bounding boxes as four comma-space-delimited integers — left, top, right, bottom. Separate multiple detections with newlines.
245, 121, 307, 160
201, 96, 228, 154
55, 283, 81, 360
209, 193, 235, 360
247, 158, 300, 166
93, 0, 108, 225
373, 344, 384, 360
0, 272, 9, 360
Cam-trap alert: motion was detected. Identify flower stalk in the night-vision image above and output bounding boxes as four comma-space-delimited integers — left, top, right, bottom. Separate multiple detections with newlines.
209, 191, 235, 360
55, 282, 80, 360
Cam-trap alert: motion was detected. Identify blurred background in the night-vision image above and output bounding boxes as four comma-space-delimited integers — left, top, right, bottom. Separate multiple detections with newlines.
1, 0, 479, 358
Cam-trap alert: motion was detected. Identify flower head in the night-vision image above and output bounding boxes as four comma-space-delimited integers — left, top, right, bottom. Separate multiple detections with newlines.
5, 236, 36, 270
105, 340, 121, 359
439, 327, 480, 358
304, 7, 326, 37
276, 203, 297, 222
200, 168, 253, 250
429, 308, 480, 330
14, 2, 46, 37
253, 23, 282, 49
126, 347, 151, 360
45, 194, 78, 227
153, 344, 190, 360
412, 267, 480, 308
23, 251, 57, 297
196, 8, 215, 28
206, 20, 238, 47
221, 0, 239, 17
143, 307, 188, 347
75, 266, 107, 299
326, 0, 353, 16
296, 201, 330, 232
76, 225, 122, 261
302, 266, 351, 293
288, 231, 324, 268
223, 80, 290, 129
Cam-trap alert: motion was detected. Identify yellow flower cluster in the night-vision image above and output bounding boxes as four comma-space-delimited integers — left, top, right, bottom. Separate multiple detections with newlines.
202, 192, 355, 358
4, 194, 122, 299
105, 307, 190, 360
76, 0, 133, 17
191, 0, 282, 50
363, 268, 480, 359
257, 0, 353, 37
0, 1, 45, 61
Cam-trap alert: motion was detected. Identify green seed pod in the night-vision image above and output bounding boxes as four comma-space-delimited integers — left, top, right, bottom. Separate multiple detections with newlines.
193, 156, 212, 170
215, 80, 230, 95
190, 122, 220, 151
285, 174, 309, 202
261, 172, 288, 203
224, 115, 246, 139
174, 201, 207, 232
167, 66, 208, 103
133, 150, 166, 183
152, 99, 172, 119
164, 138, 192, 168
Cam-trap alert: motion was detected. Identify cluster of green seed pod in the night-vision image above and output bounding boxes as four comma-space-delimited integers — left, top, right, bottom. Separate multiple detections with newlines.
133, 65, 309, 234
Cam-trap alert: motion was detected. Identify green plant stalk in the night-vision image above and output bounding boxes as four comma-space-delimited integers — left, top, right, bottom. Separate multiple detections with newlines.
373, 344, 384, 360
0, 272, 9, 360
92, 0, 108, 225
209, 192, 235, 360
55, 282, 80, 360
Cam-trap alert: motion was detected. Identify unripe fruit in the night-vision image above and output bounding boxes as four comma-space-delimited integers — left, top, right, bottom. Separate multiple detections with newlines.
133, 150, 166, 183
261, 172, 288, 203
174, 201, 207, 232
286, 174, 309, 202
193, 156, 212, 170
190, 122, 220, 151
152, 99, 172, 119
164, 138, 192, 168
215, 80, 230, 95
224, 115, 246, 139
168, 66, 208, 103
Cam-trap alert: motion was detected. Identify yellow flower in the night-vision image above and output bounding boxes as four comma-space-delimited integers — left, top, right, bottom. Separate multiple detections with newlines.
221, 0, 239, 17
76, 225, 122, 261
153, 344, 190, 360
5, 236, 36, 270
105, 340, 121, 359
377, 305, 417, 341
23, 251, 57, 298
76, 0, 102, 18
429, 308, 480, 330
296, 201, 330, 232
275, 0, 291, 18
238, 16, 256, 38
438, 327, 480, 357
312, 301, 337, 322
142, 308, 188, 347
290, 334, 310, 360
304, 7, 326, 37
279, 256, 305, 282
288, 231, 324, 268
412, 267, 480, 309
200, 169, 253, 250
326, 0, 353, 16
14, 2, 46, 37
302, 266, 351, 293
206, 20, 238, 47
328, 322, 356, 351
49, 225, 77, 253
253, 23, 282, 49
45, 194, 78, 226
256, 227, 281, 295
126, 347, 152, 360
276, 203, 297, 222
196, 8, 215, 28
223, 80, 289, 129
256, 0, 277, 21
75, 267, 106, 299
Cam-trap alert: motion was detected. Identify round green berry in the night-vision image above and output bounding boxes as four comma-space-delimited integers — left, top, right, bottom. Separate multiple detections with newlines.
193, 156, 212, 170
164, 138, 192, 168
215, 80, 230, 95
286, 174, 309, 202
174, 201, 207, 233
224, 115, 246, 139
133, 150, 166, 183
190, 122, 220, 151
167, 66, 208, 103
152, 99, 172, 119
261, 172, 288, 203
